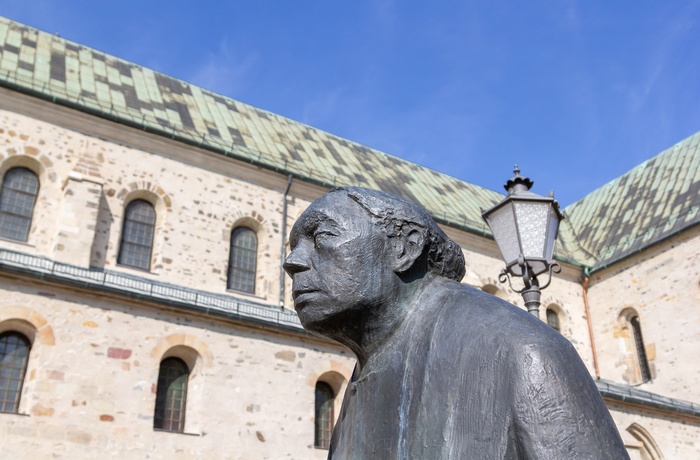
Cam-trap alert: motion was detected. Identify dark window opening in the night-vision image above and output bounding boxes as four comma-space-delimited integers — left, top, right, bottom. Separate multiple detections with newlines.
315, 382, 334, 449
630, 316, 651, 383
0, 168, 39, 242
154, 357, 189, 432
546, 308, 560, 332
118, 199, 155, 270
0, 331, 31, 413
228, 227, 257, 293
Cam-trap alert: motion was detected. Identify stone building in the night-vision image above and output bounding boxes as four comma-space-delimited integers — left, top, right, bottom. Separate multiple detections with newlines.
0, 16, 697, 459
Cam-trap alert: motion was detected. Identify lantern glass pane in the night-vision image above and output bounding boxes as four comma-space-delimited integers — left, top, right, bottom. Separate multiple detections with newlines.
527, 260, 548, 277
545, 206, 560, 261
486, 203, 520, 265
513, 201, 549, 258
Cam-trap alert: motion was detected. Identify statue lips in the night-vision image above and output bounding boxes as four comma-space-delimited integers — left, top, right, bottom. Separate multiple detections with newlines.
292, 288, 321, 310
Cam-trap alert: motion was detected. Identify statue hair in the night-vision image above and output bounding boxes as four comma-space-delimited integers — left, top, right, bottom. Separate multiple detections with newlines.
330, 186, 466, 282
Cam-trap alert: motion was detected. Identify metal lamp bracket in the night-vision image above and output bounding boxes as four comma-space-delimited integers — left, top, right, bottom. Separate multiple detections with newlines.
498, 256, 561, 295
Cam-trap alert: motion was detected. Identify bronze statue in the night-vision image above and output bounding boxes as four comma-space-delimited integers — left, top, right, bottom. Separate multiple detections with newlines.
284, 186, 629, 459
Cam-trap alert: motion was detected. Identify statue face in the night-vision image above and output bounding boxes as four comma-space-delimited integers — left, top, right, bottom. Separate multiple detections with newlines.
284, 193, 396, 331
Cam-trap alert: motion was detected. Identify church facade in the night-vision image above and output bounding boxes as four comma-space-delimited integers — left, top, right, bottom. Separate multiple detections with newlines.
0, 17, 697, 459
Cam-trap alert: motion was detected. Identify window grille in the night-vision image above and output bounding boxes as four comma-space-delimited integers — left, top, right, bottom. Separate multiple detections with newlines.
153, 357, 189, 432
630, 316, 652, 382
546, 308, 560, 332
0, 331, 30, 413
227, 227, 257, 293
314, 382, 334, 449
118, 200, 155, 270
0, 168, 39, 242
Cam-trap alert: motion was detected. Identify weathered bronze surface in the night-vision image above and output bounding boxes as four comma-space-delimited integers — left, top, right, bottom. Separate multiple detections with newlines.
284, 187, 629, 459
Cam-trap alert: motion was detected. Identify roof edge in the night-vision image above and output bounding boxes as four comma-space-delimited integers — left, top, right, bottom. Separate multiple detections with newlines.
597, 379, 700, 419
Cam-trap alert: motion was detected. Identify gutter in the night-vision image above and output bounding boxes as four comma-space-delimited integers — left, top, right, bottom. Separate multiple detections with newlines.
581, 268, 600, 380
589, 220, 699, 274
596, 379, 700, 420
279, 174, 293, 307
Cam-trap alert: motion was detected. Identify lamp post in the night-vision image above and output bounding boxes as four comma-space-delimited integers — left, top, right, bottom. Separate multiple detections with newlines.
481, 166, 564, 317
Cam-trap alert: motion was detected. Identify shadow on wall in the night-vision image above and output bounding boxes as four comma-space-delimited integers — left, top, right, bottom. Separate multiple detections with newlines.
90, 191, 113, 269
481, 283, 508, 300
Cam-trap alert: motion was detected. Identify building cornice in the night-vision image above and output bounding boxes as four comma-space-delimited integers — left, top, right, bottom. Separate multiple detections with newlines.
2, 247, 698, 420
596, 379, 700, 420
0, 247, 306, 335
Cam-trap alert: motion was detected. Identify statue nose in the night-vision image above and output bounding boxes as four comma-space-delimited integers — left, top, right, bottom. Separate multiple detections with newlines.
283, 245, 310, 276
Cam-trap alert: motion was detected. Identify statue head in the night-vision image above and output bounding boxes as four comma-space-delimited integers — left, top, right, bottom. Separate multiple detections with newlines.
284, 187, 465, 333
338, 186, 466, 283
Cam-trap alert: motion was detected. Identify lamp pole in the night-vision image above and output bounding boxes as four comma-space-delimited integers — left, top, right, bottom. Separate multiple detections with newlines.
481, 166, 564, 317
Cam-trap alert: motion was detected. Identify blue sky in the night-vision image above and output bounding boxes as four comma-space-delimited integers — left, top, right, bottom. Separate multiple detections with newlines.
4, 1, 700, 206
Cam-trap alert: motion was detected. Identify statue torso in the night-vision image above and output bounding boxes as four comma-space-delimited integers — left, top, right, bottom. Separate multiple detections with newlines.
328, 283, 629, 460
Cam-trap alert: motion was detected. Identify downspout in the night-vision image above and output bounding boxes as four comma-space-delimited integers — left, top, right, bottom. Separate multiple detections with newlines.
581, 267, 600, 380
279, 174, 293, 308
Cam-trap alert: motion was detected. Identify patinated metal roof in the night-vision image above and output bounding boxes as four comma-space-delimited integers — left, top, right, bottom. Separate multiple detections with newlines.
0, 16, 697, 271
565, 131, 700, 271
0, 17, 502, 238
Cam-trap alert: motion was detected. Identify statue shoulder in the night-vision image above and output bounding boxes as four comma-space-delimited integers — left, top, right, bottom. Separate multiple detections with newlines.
426, 281, 573, 354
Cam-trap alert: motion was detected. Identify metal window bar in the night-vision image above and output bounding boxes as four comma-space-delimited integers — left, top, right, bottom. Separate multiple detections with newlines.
546, 309, 560, 332
0, 332, 30, 413
154, 357, 189, 432
0, 168, 39, 242
228, 228, 257, 293
314, 382, 334, 449
118, 200, 156, 270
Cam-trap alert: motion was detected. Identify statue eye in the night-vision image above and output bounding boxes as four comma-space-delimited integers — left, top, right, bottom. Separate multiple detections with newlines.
313, 231, 335, 247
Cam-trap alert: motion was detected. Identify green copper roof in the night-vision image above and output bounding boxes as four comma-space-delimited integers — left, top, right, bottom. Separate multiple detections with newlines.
0, 16, 503, 238
0, 16, 697, 271
564, 131, 700, 271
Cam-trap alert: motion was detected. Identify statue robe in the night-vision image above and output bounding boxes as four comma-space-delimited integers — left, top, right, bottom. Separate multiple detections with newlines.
328, 283, 629, 459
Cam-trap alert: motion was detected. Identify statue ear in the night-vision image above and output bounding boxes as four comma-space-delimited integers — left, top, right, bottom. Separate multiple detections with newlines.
393, 228, 425, 273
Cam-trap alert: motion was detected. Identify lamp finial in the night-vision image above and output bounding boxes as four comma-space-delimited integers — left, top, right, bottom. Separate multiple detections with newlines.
504, 166, 533, 194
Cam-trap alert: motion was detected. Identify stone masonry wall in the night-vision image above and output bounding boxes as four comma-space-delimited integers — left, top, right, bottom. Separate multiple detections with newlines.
0, 277, 355, 459
607, 403, 700, 459
589, 224, 700, 403
0, 102, 697, 458
0, 107, 599, 373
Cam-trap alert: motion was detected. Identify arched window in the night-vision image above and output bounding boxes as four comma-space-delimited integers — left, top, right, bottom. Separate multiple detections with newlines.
227, 227, 257, 293
627, 423, 664, 459
630, 316, 652, 383
315, 382, 334, 449
118, 199, 156, 270
154, 357, 189, 432
0, 167, 39, 242
0, 331, 31, 413
546, 308, 560, 332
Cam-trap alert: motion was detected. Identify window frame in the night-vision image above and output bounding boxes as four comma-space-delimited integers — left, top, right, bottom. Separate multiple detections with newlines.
630, 316, 652, 383
153, 357, 189, 433
117, 199, 156, 271
546, 308, 560, 332
0, 167, 39, 242
227, 227, 258, 294
314, 381, 335, 449
0, 331, 31, 414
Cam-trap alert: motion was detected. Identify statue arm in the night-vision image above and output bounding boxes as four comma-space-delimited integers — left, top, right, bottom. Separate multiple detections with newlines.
511, 340, 630, 460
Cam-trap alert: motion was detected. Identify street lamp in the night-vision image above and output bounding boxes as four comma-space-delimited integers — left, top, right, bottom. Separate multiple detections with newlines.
481, 166, 564, 317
